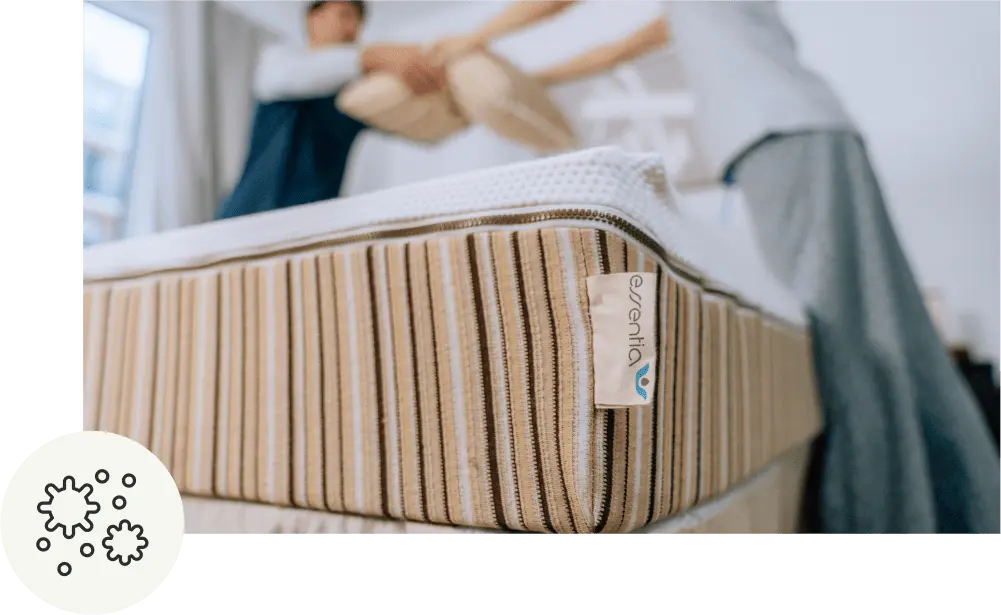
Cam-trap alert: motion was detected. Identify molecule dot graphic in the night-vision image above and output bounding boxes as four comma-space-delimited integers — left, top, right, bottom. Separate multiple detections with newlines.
122, 474, 136, 488
81, 543, 95, 558
36, 537, 50, 552
95, 470, 109, 484
112, 496, 127, 510
57, 562, 72, 577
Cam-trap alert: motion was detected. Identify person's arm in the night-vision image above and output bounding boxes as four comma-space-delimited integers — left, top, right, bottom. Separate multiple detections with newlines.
430, 0, 579, 62
534, 17, 670, 86
254, 44, 362, 102
472, 0, 579, 44
254, 44, 445, 102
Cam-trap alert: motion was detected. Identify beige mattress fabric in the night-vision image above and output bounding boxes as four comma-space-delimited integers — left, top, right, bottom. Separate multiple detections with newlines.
182, 442, 814, 534
84, 219, 821, 534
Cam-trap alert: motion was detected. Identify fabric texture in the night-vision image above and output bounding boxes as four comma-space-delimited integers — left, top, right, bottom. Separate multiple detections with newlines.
664, 1, 856, 180
336, 73, 469, 144
84, 224, 821, 533
735, 131, 1001, 533
181, 441, 813, 534
448, 51, 578, 153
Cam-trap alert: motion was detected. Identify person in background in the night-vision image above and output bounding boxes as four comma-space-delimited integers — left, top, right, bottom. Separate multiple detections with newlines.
432, 0, 1000, 534
217, 1, 445, 220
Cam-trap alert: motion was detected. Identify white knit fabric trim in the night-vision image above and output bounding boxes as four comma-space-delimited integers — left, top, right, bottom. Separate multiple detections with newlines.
84, 147, 804, 324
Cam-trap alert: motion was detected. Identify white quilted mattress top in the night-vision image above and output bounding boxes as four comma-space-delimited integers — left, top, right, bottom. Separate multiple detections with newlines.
84, 147, 805, 325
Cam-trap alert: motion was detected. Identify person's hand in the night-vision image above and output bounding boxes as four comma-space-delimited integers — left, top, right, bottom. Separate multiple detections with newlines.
380, 44, 448, 94
428, 33, 485, 64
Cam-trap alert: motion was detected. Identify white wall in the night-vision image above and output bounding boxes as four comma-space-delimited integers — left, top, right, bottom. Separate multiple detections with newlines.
777, 0, 1000, 362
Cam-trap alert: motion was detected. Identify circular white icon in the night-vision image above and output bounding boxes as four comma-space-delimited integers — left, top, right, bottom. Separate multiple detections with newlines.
2, 431, 184, 614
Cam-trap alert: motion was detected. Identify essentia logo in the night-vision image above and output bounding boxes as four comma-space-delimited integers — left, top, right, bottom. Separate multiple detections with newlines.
627, 274, 650, 401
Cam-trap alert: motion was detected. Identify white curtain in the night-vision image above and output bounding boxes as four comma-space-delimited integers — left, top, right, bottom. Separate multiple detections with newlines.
125, 1, 273, 237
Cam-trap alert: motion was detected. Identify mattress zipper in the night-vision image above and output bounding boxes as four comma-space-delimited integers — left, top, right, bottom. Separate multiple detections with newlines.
85, 208, 709, 289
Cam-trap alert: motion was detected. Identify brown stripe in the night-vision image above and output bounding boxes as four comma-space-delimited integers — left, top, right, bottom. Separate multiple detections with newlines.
466, 234, 506, 529
667, 280, 681, 514
317, 253, 343, 511
593, 230, 614, 533
487, 234, 524, 528
512, 233, 553, 533
645, 268, 662, 526
694, 295, 704, 502
423, 244, 452, 525
403, 244, 428, 520
366, 247, 390, 518
312, 258, 327, 509
537, 230, 577, 533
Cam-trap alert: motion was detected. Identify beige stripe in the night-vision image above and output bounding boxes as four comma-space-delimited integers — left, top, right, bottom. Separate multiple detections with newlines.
172, 277, 195, 488
116, 289, 140, 440
760, 321, 773, 471
351, 248, 381, 516
317, 253, 344, 512
579, 230, 606, 524
547, 229, 590, 531
80, 288, 94, 410
680, 282, 701, 510
128, 283, 158, 447
187, 273, 219, 495
334, 250, 365, 514
521, 230, 573, 534
98, 288, 129, 435
242, 267, 260, 501
372, 246, 404, 519
492, 231, 544, 532
427, 239, 468, 524
475, 233, 524, 530
259, 262, 291, 506
444, 236, 488, 526
83, 286, 110, 431
408, 241, 448, 524
387, 244, 423, 521
151, 278, 179, 472
216, 269, 243, 498
290, 258, 309, 507
300, 256, 326, 510
656, 275, 678, 519
556, 228, 594, 530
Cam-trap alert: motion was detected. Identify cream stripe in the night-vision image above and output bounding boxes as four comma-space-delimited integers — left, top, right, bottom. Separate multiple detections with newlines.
438, 239, 474, 525
343, 250, 365, 511
374, 248, 403, 518
84, 288, 108, 431
556, 229, 593, 528
302, 258, 324, 509
217, 275, 232, 495
189, 277, 208, 490
129, 285, 152, 443
291, 259, 308, 505
265, 265, 278, 502
625, 250, 647, 531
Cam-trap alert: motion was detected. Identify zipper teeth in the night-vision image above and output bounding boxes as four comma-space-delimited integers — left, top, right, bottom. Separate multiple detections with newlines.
85, 208, 798, 329
86, 208, 699, 281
